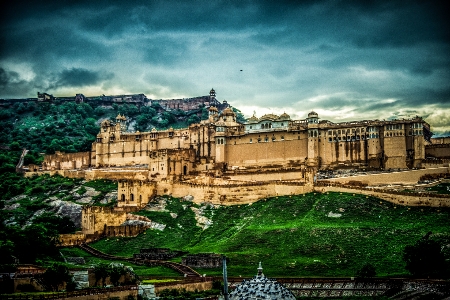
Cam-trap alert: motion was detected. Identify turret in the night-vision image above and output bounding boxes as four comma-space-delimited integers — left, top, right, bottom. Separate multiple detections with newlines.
209, 106, 219, 122
307, 111, 319, 168
115, 114, 127, 132
209, 88, 216, 99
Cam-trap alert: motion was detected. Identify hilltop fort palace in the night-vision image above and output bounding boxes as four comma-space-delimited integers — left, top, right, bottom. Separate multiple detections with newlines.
37, 89, 433, 178
22, 90, 450, 242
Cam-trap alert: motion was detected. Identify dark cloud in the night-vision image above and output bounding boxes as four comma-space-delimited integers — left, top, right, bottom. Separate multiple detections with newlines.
0, 0, 449, 131
50, 68, 113, 89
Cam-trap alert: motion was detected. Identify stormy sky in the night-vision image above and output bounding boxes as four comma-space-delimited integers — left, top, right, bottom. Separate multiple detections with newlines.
1, 0, 449, 134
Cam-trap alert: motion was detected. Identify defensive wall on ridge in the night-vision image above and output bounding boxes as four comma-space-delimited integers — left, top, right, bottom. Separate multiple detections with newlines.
314, 183, 450, 207
157, 181, 313, 205
323, 166, 449, 185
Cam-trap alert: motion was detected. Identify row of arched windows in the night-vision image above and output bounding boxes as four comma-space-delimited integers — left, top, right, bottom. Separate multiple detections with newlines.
308, 130, 318, 137
120, 194, 142, 202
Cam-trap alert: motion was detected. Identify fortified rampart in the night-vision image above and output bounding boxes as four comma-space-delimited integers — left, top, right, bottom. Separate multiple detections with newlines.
82, 206, 128, 235
323, 167, 449, 185
41, 151, 94, 171
425, 143, 450, 159
314, 183, 450, 207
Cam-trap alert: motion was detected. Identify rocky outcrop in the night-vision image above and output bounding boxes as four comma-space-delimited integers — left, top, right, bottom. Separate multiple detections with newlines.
47, 199, 83, 228
144, 196, 168, 212
190, 203, 215, 230
122, 213, 166, 230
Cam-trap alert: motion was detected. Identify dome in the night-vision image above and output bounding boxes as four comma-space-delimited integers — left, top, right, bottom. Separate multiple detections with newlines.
278, 112, 290, 121
209, 106, 218, 112
248, 114, 259, 123
308, 111, 318, 118
260, 113, 278, 121
229, 263, 296, 300
101, 120, 110, 127
151, 128, 157, 132
222, 107, 236, 116
116, 114, 127, 120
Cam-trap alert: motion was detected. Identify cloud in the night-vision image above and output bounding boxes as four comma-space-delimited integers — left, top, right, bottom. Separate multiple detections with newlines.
0, 0, 449, 132
50, 68, 114, 90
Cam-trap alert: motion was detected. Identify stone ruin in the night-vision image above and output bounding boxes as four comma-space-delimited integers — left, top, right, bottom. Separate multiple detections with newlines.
182, 253, 222, 268
133, 248, 187, 260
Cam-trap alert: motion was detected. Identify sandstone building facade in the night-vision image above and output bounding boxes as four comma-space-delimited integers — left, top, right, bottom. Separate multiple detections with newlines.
41, 104, 431, 177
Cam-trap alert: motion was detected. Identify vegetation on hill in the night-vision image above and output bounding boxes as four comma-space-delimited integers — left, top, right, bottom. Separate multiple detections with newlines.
0, 172, 118, 272
0, 100, 246, 155
85, 193, 450, 278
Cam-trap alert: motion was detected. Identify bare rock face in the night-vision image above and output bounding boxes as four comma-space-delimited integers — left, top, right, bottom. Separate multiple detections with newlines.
3, 203, 20, 210
190, 203, 215, 230
121, 219, 166, 231
72, 186, 101, 204
5, 194, 27, 203
123, 213, 166, 230
100, 191, 117, 204
144, 197, 168, 212
183, 195, 194, 202
126, 213, 151, 222
47, 199, 83, 228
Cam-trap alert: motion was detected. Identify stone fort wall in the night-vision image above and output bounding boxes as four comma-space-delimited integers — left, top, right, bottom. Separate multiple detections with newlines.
324, 166, 449, 185
41, 151, 94, 171
314, 184, 450, 207
425, 144, 450, 159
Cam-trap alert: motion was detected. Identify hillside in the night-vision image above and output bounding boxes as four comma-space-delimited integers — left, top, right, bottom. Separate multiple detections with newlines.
2, 170, 450, 277
80, 192, 450, 278
0, 99, 245, 156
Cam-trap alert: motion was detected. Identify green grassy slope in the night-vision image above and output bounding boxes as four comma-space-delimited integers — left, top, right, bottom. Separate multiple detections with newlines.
91, 192, 450, 278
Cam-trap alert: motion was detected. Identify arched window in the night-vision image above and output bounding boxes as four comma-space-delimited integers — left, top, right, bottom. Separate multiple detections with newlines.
130, 194, 134, 201
139, 195, 142, 202
121, 194, 125, 201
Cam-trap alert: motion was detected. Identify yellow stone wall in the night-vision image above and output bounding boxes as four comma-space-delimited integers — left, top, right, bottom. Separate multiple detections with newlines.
82, 206, 127, 235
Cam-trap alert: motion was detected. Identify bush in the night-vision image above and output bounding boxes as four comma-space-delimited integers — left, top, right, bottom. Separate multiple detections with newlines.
16, 284, 36, 292
356, 263, 376, 278
403, 234, 447, 278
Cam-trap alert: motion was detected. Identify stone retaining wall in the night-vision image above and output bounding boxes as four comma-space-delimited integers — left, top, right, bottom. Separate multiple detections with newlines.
314, 185, 450, 207
154, 280, 213, 294
325, 167, 449, 185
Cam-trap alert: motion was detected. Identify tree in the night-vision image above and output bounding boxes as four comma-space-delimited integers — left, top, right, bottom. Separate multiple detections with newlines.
109, 264, 127, 286
403, 233, 447, 278
187, 115, 200, 125
10, 141, 21, 151
93, 263, 110, 287
42, 263, 74, 291
356, 263, 376, 278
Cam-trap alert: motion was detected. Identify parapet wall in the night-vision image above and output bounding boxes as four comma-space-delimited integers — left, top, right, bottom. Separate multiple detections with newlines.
425, 144, 450, 159
42, 151, 92, 170
326, 167, 449, 185
154, 280, 213, 294
158, 181, 313, 205
314, 183, 450, 207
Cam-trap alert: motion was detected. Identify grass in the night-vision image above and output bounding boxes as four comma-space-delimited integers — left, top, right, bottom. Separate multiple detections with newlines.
85, 192, 450, 278
141, 279, 180, 284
